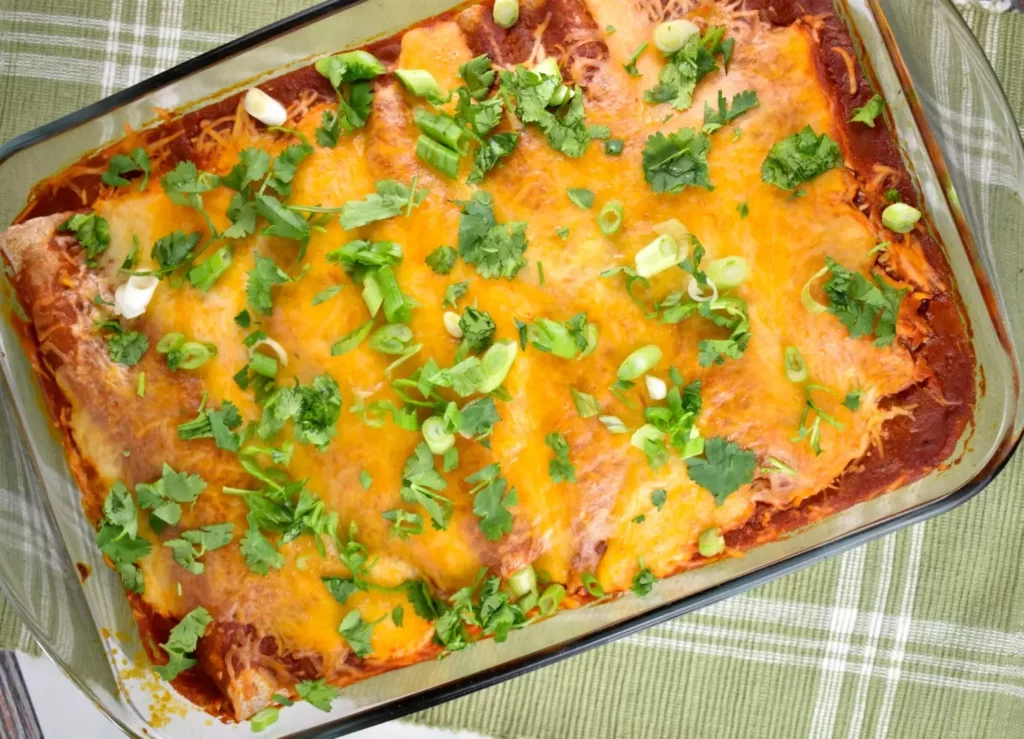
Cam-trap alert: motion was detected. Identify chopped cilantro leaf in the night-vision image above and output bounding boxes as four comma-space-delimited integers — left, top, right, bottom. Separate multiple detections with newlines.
400, 442, 453, 531
107, 330, 149, 366
685, 436, 757, 504
322, 576, 360, 605
339, 609, 384, 658
443, 281, 471, 309
459, 396, 501, 441
644, 28, 730, 111
822, 257, 904, 347
101, 147, 150, 190
296, 679, 339, 712
151, 231, 201, 272
499, 65, 591, 157
241, 512, 285, 575
631, 561, 656, 596
641, 128, 713, 194
567, 187, 595, 209
468, 131, 519, 184
544, 432, 576, 483
737, 201, 749, 219
459, 307, 496, 352
246, 253, 291, 315
340, 179, 429, 230
164, 523, 234, 575
457, 191, 529, 280
466, 464, 517, 541
651, 488, 667, 510
153, 606, 211, 681
844, 390, 862, 411
885, 188, 901, 203
459, 54, 496, 100
555, 226, 570, 240
761, 126, 843, 190
426, 245, 457, 275
604, 138, 624, 155
702, 89, 759, 134
851, 94, 885, 127
177, 400, 243, 452
623, 41, 648, 77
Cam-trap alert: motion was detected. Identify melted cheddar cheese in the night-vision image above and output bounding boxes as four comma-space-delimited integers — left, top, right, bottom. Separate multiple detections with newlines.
3, 0, 957, 723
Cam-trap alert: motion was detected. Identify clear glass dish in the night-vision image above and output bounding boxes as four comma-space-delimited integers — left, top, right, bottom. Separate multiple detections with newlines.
0, 1, 1022, 737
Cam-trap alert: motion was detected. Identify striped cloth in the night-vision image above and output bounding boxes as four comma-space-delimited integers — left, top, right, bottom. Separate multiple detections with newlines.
1, 2, 1023, 738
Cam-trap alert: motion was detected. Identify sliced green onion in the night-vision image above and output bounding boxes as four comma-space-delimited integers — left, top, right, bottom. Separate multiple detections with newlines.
652, 218, 688, 243
376, 265, 411, 324
493, 0, 520, 29
137, 372, 145, 398
187, 245, 232, 292
479, 339, 518, 393
598, 200, 624, 235
604, 139, 624, 156
507, 565, 536, 598
362, 273, 383, 317
571, 387, 601, 418
697, 527, 725, 557
331, 319, 374, 356
630, 423, 665, 451
369, 324, 414, 354
645, 375, 667, 400
618, 345, 662, 381
250, 707, 280, 733
549, 84, 572, 106
534, 57, 562, 81
413, 109, 464, 151
156, 333, 185, 353
580, 324, 599, 358
581, 572, 604, 598
634, 234, 680, 278
705, 256, 749, 290
680, 426, 704, 459
416, 135, 460, 178
653, 19, 700, 54
882, 202, 921, 234
761, 456, 797, 476
396, 69, 444, 100
801, 266, 829, 314
178, 341, 217, 370
250, 352, 278, 378
529, 319, 579, 359
443, 311, 463, 338
599, 415, 628, 434
314, 50, 386, 81
518, 590, 539, 614
422, 416, 455, 455
784, 346, 808, 383
538, 583, 565, 616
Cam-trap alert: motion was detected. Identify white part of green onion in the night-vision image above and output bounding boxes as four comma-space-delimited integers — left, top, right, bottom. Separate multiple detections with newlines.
493, 0, 520, 29
705, 256, 749, 290
630, 423, 665, 451
507, 565, 536, 598
801, 266, 829, 314
113, 275, 159, 319
882, 202, 921, 233
422, 416, 455, 455
687, 275, 719, 303
599, 415, 629, 434
479, 339, 518, 393
395, 69, 443, 99
635, 234, 681, 278
243, 88, 288, 127
534, 56, 562, 81
697, 527, 725, 557
362, 274, 383, 317
618, 344, 662, 381
784, 346, 808, 383
250, 337, 289, 367
653, 19, 700, 55
645, 375, 667, 401
443, 311, 463, 338
652, 218, 688, 244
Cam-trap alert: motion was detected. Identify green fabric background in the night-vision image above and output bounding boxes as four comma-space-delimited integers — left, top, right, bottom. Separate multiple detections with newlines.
1, 2, 1023, 737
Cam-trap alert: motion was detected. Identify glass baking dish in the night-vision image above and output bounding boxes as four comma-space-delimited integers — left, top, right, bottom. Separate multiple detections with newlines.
0, 0, 1022, 736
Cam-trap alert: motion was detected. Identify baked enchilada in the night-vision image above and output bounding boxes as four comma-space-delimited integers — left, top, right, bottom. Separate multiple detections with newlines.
0, 0, 975, 728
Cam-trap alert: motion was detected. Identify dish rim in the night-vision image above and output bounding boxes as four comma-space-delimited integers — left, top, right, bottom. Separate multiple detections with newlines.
0, 0, 1022, 736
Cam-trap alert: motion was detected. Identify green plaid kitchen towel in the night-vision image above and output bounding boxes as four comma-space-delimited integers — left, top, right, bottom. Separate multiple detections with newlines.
1, 2, 1024, 738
